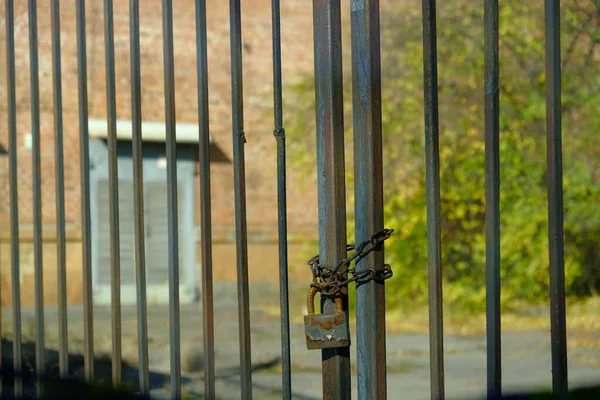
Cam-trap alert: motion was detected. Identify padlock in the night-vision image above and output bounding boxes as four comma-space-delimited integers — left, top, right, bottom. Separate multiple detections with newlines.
304, 287, 351, 350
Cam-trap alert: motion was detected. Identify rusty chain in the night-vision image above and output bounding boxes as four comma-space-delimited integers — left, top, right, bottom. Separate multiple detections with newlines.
307, 228, 394, 297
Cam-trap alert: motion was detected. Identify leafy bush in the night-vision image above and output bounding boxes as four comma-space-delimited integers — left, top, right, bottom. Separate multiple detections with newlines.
285, 0, 600, 311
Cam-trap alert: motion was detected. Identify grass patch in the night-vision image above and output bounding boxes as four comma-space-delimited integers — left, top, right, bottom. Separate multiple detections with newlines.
261, 286, 600, 340
384, 307, 548, 337
386, 361, 418, 374
385, 296, 600, 340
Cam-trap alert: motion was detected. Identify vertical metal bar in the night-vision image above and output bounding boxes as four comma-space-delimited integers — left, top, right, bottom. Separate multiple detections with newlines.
51, 0, 69, 380
129, 0, 149, 394
5, 0, 23, 395
484, 0, 501, 398
161, 1, 181, 397
544, 0, 568, 394
271, 0, 291, 397
350, 0, 386, 399
229, 0, 252, 397
421, 1, 445, 398
312, 1, 351, 398
194, 1, 216, 398
76, 0, 95, 382
103, 0, 122, 387
28, 0, 46, 394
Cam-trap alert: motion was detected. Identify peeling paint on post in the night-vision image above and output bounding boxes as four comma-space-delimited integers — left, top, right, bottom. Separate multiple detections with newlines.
350, 0, 388, 398
312, 0, 351, 398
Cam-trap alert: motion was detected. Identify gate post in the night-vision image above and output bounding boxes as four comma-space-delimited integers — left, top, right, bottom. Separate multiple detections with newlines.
312, 0, 351, 398
350, 0, 387, 398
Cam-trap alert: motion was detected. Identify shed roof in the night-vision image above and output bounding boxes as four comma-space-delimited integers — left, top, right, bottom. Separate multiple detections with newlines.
88, 119, 213, 144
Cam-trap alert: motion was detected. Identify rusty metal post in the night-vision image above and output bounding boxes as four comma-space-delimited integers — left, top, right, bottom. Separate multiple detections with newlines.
350, 0, 386, 398
312, 0, 351, 398
271, 0, 292, 397
544, 0, 568, 394
228, 0, 253, 397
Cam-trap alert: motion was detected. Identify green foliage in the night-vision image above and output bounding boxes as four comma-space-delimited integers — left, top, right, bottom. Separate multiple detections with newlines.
285, 0, 600, 312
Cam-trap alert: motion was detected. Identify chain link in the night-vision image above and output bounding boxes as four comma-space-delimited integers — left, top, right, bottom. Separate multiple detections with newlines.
307, 228, 394, 296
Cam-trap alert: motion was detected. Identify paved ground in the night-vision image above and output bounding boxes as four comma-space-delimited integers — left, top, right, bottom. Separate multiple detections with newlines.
2, 282, 600, 399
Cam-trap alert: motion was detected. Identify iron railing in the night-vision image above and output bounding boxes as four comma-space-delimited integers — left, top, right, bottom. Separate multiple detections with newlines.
420, 0, 568, 398
1, 0, 571, 399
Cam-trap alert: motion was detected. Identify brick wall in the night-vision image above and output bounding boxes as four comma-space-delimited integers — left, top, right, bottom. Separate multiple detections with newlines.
0, 0, 326, 305
0, 226, 317, 307
0, 0, 320, 233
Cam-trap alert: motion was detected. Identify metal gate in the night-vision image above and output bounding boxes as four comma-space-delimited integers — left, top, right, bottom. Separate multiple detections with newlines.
0, 0, 573, 399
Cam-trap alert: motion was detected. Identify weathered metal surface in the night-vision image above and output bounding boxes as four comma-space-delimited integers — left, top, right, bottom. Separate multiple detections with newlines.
484, 0, 502, 398
307, 231, 393, 298
544, 0, 568, 394
271, 0, 292, 397
304, 313, 351, 350
228, 0, 253, 397
350, 0, 387, 398
312, 0, 351, 397
305, 288, 350, 350
103, 0, 123, 387
161, 0, 182, 397
129, 0, 150, 395
421, 1, 445, 399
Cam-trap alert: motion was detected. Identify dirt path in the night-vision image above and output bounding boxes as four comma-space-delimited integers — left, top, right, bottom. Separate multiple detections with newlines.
2, 282, 599, 399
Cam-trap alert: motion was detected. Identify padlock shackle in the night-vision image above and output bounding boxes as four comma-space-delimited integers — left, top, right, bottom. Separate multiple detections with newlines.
306, 287, 319, 316
306, 287, 343, 315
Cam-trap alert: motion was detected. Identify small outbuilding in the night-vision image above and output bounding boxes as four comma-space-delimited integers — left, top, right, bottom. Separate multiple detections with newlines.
88, 119, 225, 305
